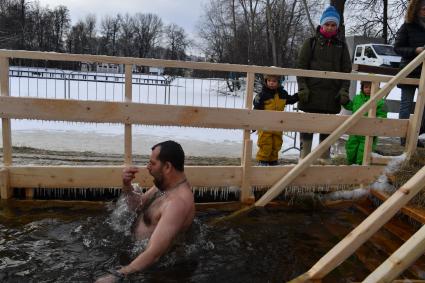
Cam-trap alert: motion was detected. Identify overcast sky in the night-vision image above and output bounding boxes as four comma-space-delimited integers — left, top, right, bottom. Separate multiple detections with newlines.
36, 0, 207, 54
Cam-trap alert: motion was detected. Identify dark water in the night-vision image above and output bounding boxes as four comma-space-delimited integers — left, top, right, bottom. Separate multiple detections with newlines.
0, 199, 371, 283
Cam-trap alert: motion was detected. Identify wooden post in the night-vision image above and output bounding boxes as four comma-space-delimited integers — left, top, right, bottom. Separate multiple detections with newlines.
0, 57, 12, 166
288, 165, 425, 282
362, 82, 379, 165
242, 72, 255, 162
124, 64, 132, 165
0, 168, 11, 199
363, 223, 425, 282
254, 50, 425, 207
25, 188, 33, 199
240, 139, 254, 203
240, 72, 255, 203
406, 61, 425, 158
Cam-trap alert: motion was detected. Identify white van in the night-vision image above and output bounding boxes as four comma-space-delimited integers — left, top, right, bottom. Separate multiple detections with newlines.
353, 44, 401, 68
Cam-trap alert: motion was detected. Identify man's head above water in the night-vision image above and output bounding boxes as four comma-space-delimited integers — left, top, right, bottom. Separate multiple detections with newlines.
151, 140, 185, 172
148, 140, 185, 191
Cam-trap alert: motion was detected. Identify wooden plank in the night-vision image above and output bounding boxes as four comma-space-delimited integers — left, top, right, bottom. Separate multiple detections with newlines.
0, 168, 11, 199
362, 82, 379, 165
7, 165, 384, 189
240, 140, 254, 203
0, 57, 12, 166
371, 189, 425, 224
124, 64, 132, 165
8, 166, 241, 188
363, 224, 425, 282
289, 165, 425, 282
240, 72, 255, 203
406, 63, 425, 158
242, 72, 255, 162
0, 49, 419, 85
0, 96, 408, 137
356, 201, 425, 279
356, 199, 417, 242
250, 165, 384, 186
25, 188, 33, 199
370, 156, 393, 165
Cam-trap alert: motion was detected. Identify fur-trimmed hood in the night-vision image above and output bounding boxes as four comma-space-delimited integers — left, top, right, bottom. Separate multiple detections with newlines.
406, 0, 425, 23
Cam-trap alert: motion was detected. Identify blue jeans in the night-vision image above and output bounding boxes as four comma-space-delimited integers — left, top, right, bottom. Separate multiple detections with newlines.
399, 85, 425, 134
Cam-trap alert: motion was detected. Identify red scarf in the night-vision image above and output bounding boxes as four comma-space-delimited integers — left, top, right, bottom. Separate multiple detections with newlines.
319, 26, 338, 38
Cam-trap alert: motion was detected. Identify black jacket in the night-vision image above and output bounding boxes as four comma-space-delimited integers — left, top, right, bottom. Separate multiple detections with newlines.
253, 85, 298, 111
394, 22, 425, 78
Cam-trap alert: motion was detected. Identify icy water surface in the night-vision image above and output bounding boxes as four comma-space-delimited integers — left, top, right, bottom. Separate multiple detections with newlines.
0, 199, 371, 282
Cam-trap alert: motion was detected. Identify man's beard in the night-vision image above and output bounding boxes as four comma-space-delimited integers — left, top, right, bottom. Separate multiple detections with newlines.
153, 174, 165, 191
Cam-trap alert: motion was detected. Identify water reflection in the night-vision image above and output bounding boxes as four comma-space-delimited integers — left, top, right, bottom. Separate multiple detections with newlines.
0, 200, 371, 282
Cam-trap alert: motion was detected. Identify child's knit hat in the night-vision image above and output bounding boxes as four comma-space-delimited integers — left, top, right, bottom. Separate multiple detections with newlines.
320, 6, 340, 27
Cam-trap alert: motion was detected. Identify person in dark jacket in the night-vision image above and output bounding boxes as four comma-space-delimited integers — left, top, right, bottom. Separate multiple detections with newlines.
394, 0, 425, 147
253, 74, 299, 166
296, 6, 352, 162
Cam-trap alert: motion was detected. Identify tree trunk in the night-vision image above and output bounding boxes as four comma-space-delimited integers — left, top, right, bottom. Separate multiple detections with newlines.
330, 0, 346, 38
301, 0, 315, 35
266, 0, 277, 66
383, 0, 388, 43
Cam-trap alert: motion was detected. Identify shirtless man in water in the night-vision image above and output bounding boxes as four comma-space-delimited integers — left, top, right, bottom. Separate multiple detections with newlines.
95, 140, 195, 283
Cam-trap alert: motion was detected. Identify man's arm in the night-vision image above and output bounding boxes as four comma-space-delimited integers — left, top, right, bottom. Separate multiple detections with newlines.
119, 200, 189, 275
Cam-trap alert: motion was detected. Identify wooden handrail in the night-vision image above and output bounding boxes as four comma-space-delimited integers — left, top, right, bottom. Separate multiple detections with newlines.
0, 96, 407, 137
0, 49, 419, 85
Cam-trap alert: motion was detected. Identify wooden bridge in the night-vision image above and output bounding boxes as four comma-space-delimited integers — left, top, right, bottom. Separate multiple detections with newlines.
1, 49, 425, 282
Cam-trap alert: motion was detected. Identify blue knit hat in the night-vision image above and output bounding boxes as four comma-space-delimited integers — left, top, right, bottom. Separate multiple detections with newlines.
320, 6, 340, 27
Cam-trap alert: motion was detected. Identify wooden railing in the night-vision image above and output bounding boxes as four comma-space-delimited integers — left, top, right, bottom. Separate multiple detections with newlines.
1, 49, 425, 282
0, 49, 422, 202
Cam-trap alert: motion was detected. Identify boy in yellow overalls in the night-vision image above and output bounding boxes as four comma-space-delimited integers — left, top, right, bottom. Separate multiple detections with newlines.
253, 74, 299, 165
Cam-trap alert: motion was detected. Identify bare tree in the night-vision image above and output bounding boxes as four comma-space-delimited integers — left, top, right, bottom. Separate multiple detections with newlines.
118, 14, 134, 57
300, 0, 315, 35
132, 13, 163, 58
199, 0, 311, 67
100, 14, 121, 55
346, 0, 408, 43
164, 23, 190, 60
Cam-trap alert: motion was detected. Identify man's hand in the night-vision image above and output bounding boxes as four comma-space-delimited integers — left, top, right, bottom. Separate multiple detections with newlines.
122, 167, 139, 191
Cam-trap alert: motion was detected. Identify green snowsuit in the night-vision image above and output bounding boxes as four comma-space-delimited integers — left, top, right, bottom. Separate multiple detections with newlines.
343, 92, 387, 165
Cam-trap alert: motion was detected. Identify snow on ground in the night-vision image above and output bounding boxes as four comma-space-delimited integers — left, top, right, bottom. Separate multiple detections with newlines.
0, 68, 417, 157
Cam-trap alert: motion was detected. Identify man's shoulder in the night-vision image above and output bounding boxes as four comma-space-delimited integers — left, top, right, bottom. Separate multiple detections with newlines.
166, 187, 194, 209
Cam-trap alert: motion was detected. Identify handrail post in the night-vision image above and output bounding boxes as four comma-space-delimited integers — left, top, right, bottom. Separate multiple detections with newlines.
405, 60, 425, 158
0, 168, 11, 199
362, 81, 379, 165
240, 72, 255, 203
0, 58, 12, 199
1, 57, 12, 167
124, 64, 133, 165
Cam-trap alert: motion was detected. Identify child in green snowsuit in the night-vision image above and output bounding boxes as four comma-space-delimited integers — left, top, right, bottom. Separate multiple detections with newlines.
343, 81, 387, 165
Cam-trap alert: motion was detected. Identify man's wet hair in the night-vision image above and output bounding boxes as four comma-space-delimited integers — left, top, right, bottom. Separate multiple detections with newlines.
152, 140, 185, 172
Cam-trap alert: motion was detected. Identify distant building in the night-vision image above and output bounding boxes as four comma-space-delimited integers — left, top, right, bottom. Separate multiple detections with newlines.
148, 67, 164, 75
96, 63, 123, 73
81, 62, 94, 72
